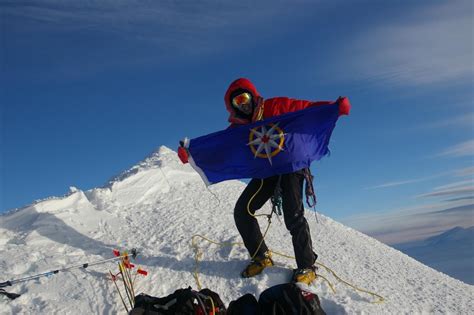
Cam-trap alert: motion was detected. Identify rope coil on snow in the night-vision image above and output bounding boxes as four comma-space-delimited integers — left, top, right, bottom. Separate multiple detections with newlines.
191, 234, 385, 304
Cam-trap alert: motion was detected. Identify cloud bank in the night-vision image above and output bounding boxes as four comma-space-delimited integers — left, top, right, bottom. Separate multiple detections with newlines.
343, 201, 474, 244
340, 0, 473, 86
347, 165, 474, 244
2, 1, 313, 58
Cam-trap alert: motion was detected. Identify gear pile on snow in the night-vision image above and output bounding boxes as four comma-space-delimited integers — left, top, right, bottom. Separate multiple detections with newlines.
227, 283, 326, 315
131, 287, 226, 315
129, 283, 326, 315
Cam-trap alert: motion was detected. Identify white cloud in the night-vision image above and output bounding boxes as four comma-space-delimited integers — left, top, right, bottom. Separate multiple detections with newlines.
340, 1, 473, 86
367, 179, 423, 189
367, 177, 433, 189
417, 114, 474, 130
2, 1, 312, 57
417, 186, 474, 198
367, 165, 474, 191
434, 180, 474, 191
437, 139, 474, 157
367, 173, 447, 189
454, 166, 474, 177
2, 0, 319, 79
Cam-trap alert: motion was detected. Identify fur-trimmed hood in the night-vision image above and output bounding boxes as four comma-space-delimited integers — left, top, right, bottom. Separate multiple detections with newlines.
224, 78, 263, 126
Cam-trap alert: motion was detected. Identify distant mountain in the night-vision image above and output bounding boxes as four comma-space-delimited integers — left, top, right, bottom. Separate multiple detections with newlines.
394, 226, 474, 285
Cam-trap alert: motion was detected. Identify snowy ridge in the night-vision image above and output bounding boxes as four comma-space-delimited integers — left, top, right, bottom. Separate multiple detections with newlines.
1, 187, 82, 218
1, 146, 473, 314
104, 146, 184, 187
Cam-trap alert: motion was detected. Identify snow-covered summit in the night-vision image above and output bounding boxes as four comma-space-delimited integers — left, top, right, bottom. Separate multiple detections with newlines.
1, 147, 473, 314
135, 145, 181, 169
105, 145, 189, 187
84, 146, 200, 209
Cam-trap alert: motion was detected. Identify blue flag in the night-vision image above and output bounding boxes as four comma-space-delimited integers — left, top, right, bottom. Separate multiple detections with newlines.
185, 104, 341, 185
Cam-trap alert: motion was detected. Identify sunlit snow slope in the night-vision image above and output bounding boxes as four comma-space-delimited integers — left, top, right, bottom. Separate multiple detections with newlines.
1, 147, 472, 314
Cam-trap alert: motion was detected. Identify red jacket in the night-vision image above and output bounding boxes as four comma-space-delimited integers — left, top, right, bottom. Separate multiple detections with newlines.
224, 78, 350, 127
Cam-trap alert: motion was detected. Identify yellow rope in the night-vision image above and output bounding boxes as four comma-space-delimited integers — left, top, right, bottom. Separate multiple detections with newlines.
247, 178, 271, 218
245, 179, 274, 260
190, 178, 385, 304
316, 261, 385, 304
191, 234, 384, 304
315, 273, 336, 294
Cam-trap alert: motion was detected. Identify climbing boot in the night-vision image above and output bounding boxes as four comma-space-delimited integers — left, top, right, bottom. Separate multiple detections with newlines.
293, 266, 317, 285
241, 251, 274, 278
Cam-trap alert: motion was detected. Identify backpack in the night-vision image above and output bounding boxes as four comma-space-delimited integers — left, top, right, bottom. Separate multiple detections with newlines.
130, 287, 226, 315
258, 283, 326, 315
227, 293, 260, 315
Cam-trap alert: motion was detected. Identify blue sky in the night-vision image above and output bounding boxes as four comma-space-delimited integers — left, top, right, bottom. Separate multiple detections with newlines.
1, 0, 473, 244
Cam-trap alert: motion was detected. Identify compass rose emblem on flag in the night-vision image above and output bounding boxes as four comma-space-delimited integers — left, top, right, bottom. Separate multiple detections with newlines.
247, 123, 285, 165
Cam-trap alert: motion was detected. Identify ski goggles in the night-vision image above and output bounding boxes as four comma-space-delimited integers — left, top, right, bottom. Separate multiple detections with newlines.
231, 92, 252, 109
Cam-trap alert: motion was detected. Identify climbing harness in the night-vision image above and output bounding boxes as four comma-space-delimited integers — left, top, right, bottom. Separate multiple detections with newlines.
303, 168, 317, 209
270, 175, 283, 216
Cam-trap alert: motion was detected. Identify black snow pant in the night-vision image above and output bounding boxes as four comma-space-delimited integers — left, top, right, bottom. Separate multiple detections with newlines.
234, 170, 317, 269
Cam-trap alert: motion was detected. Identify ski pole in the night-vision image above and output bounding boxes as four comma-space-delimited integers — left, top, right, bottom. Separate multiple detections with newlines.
0, 248, 137, 288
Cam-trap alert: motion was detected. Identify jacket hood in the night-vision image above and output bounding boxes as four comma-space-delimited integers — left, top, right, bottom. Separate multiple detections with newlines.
224, 78, 261, 125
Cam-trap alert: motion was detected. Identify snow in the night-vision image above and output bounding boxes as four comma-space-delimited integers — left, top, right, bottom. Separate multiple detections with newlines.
1, 146, 473, 314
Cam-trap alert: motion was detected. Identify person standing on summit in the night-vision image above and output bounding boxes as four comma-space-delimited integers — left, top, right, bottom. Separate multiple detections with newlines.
179, 78, 350, 284
222, 78, 350, 283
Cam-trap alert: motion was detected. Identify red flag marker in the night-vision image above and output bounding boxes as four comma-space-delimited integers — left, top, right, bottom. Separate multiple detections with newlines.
124, 262, 135, 269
